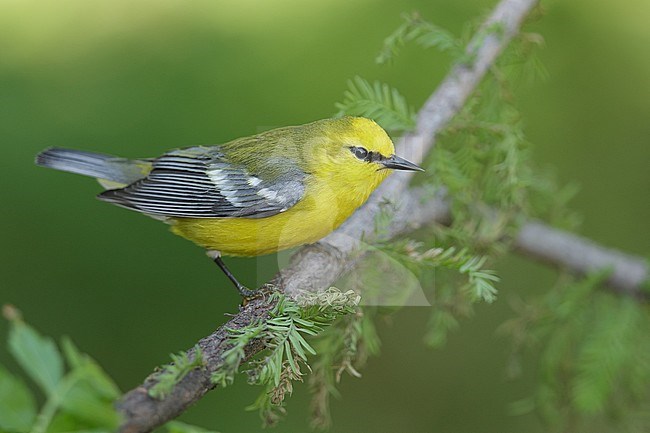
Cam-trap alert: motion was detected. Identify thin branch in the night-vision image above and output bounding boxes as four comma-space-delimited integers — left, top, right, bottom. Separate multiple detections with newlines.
514, 221, 648, 298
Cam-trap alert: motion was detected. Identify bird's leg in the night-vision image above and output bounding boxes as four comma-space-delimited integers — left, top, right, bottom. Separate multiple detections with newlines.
206, 250, 258, 298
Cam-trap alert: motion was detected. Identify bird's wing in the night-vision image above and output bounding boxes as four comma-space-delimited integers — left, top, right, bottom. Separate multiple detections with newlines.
98, 147, 305, 218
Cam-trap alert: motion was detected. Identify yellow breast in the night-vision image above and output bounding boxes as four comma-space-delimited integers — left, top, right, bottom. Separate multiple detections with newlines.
169, 171, 383, 256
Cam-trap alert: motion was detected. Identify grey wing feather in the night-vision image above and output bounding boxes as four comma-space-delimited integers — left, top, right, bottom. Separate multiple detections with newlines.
98, 147, 305, 218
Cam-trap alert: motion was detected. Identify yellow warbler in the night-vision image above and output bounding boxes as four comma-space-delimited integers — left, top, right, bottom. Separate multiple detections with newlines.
36, 117, 422, 296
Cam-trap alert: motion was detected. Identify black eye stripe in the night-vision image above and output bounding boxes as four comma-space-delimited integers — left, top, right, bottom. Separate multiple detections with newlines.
349, 146, 384, 163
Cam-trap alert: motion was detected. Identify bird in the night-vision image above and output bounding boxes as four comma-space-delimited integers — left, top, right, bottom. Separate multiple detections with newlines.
35, 116, 423, 297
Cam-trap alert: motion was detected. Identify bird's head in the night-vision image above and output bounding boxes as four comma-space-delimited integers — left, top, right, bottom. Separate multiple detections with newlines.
296, 116, 423, 208
307, 116, 422, 181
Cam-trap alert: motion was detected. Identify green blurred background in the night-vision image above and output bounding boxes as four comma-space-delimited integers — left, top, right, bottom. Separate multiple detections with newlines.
1, 0, 648, 431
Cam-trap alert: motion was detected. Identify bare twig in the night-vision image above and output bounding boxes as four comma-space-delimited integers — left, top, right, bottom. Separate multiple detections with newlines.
514, 221, 648, 298
114, 0, 648, 430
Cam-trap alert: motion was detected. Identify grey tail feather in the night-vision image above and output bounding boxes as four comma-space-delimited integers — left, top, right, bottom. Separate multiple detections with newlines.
35, 147, 146, 185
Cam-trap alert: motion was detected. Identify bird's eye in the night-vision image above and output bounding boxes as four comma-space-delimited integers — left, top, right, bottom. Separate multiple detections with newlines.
350, 146, 369, 160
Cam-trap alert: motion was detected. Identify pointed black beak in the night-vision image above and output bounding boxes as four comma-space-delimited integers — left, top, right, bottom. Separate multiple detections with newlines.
380, 154, 424, 172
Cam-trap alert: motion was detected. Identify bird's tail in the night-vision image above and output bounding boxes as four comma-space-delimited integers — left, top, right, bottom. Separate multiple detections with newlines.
35, 147, 151, 189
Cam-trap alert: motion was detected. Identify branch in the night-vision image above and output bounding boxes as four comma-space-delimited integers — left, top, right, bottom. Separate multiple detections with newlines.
514, 221, 648, 298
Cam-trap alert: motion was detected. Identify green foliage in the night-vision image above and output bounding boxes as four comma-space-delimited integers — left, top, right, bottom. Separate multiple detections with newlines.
501, 273, 650, 432
335, 76, 416, 133
358, 228, 499, 348
0, 364, 36, 432
498, 31, 549, 88
149, 346, 205, 400
0, 305, 120, 433
377, 239, 500, 303
428, 31, 579, 238
0, 306, 224, 433
209, 289, 360, 426
7, 311, 64, 398
376, 11, 464, 65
